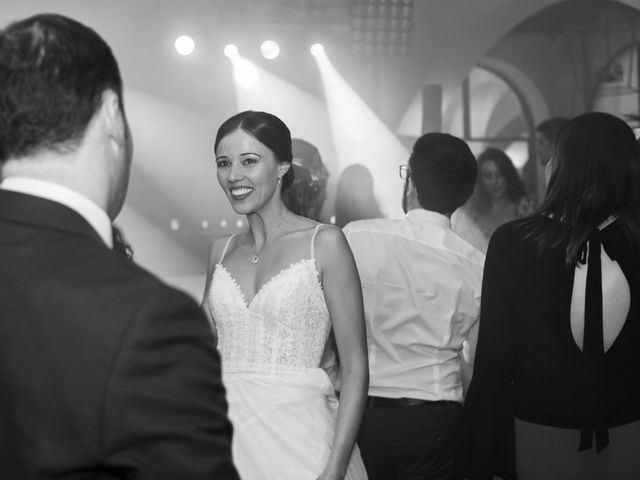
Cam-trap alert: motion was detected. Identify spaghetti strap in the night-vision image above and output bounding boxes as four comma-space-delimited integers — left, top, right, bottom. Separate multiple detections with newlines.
310, 224, 323, 260
219, 234, 235, 264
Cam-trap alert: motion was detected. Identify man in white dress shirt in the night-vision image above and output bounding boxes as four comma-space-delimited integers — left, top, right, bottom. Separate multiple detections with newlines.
344, 133, 485, 480
0, 13, 238, 479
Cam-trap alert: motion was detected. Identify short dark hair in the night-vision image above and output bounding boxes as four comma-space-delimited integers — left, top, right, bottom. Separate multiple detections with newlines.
536, 117, 569, 141
529, 112, 640, 266
475, 147, 526, 208
214, 110, 295, 189
408, 133, 477, 214
0, 14, 123, 162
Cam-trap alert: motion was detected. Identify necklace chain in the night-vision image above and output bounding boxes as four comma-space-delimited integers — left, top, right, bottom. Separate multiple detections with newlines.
250, 212, 288, 264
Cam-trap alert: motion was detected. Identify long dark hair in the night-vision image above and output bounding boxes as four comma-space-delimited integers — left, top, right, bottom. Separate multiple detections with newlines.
471, 148, 526, 213
527, 112, 640, 266
214, 110, 295, 189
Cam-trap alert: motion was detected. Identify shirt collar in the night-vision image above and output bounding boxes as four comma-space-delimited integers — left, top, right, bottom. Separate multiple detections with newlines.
0, 177, 113, 248
405, 208, 451, 229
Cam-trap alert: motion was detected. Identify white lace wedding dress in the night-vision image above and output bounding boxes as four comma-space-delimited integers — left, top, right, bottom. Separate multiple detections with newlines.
208, 225, 368, 479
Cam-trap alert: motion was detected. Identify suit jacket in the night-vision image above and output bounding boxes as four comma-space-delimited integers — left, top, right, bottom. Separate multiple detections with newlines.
0, 189, 239, 479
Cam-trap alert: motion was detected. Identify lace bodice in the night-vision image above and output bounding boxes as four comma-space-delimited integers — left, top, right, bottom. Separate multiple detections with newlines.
208, 226, 331, 378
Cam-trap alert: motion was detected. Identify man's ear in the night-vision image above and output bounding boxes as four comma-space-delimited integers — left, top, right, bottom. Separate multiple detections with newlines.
100, 89, 127, 149
406, 176, 415, 195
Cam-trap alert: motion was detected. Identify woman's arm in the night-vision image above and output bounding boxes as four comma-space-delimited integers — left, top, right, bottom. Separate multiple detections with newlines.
462, 228, 518, 480
201, 237, 228, 343
315, 226, 369, 480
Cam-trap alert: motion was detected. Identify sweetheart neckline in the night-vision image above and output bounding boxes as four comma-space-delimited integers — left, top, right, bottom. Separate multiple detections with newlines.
215, 258, 321, 308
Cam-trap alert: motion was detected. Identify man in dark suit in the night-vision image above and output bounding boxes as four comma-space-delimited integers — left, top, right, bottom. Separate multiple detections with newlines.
0, 14, 239, 480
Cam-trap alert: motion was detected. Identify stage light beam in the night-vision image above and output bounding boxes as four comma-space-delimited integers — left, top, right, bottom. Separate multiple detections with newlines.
313, 48, 408, 217
234, 58, 260, 90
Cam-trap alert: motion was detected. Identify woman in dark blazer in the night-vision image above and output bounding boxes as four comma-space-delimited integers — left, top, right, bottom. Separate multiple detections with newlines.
463, 112, 640, 480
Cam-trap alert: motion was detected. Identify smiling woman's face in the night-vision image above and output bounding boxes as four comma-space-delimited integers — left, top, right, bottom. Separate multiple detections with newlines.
215, 128, 283, 215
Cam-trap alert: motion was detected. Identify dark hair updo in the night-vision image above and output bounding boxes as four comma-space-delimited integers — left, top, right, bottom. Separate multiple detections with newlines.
214, 110, 295, 189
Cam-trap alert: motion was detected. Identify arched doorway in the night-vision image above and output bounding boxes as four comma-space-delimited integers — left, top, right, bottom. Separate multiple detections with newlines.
592, 42, 640, 135
444, 66, 537, 193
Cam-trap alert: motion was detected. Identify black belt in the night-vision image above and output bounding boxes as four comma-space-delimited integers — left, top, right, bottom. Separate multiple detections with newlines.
365, 396, 460, 409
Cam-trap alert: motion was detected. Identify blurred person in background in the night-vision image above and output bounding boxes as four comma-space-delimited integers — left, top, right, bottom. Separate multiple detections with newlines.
452, 147, 536, 252
463, 112, 640, 480
535, 116, 569, 167
334, 163, 384, 228
282, 138, 329, 222
285, 138, 330, 221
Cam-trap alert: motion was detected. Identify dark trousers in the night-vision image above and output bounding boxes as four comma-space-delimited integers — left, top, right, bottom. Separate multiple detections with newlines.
357, 399, 462, 480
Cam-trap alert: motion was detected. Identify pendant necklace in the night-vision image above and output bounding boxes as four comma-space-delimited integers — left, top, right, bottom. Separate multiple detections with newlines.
250, 212, 288, 264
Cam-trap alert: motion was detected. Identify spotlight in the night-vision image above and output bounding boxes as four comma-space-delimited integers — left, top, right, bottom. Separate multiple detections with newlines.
260, 40, 280, 60
174, 35, 195, 56
310, 43, 325, 57
224, 43, 239, 58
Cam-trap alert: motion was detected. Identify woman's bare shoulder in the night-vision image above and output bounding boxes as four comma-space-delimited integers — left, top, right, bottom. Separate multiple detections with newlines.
208, 233, 237, 265
313, 224, 349, 253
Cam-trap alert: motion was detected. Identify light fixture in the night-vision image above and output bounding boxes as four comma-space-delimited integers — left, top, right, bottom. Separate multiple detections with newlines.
351, 0, 413, 56
310, 43, 325, 57
260, 40, 280, 60
174, 35, 195, 56
224, 43, 239, 58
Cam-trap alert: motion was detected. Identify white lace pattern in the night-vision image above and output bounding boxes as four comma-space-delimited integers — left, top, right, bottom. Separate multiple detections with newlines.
209, 252, 331, 379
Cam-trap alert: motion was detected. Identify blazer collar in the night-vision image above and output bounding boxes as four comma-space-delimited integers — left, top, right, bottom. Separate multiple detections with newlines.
0, 189, 107, 247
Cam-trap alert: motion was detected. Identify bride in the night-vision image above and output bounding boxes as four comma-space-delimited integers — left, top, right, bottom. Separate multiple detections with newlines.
202, 110, 369, 480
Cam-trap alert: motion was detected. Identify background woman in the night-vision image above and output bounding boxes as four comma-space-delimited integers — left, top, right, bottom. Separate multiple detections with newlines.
282, 138, 330, 222
452, 147, 536, 252
334, 164, 384, 228
282, 162, 324, 220
462, 112, 640, 479
201, 110, 369, 480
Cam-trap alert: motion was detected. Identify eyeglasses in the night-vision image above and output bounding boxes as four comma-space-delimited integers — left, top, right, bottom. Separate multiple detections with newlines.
399, 164, 409, 180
